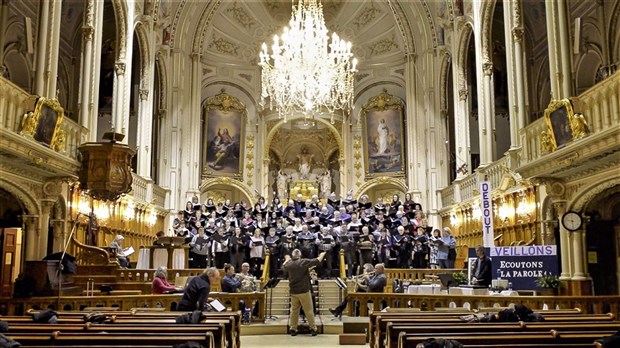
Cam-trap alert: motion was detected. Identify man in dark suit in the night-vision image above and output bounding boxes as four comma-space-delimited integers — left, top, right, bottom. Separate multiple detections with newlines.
471, 245, 492, 287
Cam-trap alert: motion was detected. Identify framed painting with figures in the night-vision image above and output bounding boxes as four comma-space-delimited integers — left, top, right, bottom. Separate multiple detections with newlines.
543, 98, 588, 152
19, 97, 64, 149
361, 90, 406, 177
202, 91, 246, 178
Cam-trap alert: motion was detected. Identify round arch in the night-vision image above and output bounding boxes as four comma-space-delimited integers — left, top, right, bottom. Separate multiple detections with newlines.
199, 177, 255, 205
569, 177, 620, 212
133, 22, 152, 88
111, 0, 129, 61
263, 117, 343, 159
355, 177, 408, 199
456, 23, 474, 88
479, 1, 496, 62
0, 178, 40, 216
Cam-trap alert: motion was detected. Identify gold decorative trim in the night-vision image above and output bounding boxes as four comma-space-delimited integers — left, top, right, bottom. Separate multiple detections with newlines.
20, 97, 65, 151
355, 176, 408, 198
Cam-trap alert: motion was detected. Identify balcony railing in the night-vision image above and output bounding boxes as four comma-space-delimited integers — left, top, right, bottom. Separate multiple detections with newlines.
0, 77, 87, 160
441, 72, 619, 206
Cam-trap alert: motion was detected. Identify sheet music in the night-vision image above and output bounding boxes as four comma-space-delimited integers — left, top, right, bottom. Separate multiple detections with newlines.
209, 299, 226, 312
122, 246, 135, 257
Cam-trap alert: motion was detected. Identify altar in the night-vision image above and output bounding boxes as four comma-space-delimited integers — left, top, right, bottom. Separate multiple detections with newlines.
289, 180, 318, 201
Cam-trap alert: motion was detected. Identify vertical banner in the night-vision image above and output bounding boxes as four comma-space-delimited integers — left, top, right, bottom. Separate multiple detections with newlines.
481, 181, 495, 247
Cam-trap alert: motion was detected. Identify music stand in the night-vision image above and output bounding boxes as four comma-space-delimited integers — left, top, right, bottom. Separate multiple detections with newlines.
438, 273, 457, 294
264, 277, 281, 320
332, 278, 348, 321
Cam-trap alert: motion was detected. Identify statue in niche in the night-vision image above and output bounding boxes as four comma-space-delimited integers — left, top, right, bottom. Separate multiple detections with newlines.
276, 169, 290, 199
296, 146, 314, 180
318, 169, 332, 198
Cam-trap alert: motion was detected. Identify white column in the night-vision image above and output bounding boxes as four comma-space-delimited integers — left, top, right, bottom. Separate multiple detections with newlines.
137, 88, 153, 179
112, 62, 127, 136
79, 0, 95, 129
556, 0, 573, 98
512, 27, 527, 141
23, 215, 40, 260
481, 62, 494, 164
453, 80, 470, 180
545, 0, 561, 99
186, 52, 202, 196
46, 0, 62, 97
405, 54, 419, 192
34, 0, 51, 96
572, 228, 586, 280
38, 199, 56, 258
554, 202, 572, 279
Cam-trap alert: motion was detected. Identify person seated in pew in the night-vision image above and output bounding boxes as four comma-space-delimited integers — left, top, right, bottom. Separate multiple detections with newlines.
109, 234, 131, 268
177, 267, 221, 311
152, 266, 182, 294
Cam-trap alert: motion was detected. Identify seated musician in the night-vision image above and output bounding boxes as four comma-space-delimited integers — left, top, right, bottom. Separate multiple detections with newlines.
152, 266, 182, 294
329, 263, 376, 317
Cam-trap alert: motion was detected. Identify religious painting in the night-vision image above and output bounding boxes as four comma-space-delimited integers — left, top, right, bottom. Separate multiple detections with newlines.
203, 91, 246, 178
362, 90, 405, 177
19, 96, 64, 149
543, 98, 589, 152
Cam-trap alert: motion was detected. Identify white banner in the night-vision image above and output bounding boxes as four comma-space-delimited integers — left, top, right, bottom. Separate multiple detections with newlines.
481, 181, 495, 247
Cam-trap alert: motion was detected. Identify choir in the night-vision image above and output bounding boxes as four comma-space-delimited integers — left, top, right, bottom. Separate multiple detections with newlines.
170, 193, 457, 277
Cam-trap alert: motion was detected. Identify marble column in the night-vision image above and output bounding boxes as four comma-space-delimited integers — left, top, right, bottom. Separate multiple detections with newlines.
511, 27, 527, 142
34, 0, 51, 96
545, 0, 561, 98
556, 0, 573, 98
38, 199, 55, 257
481, 61, 494, 164
405, 54, 419, 191
23, 215, 40, 260
79, 0, 96, 133
553, 202, 572, 279
137, 88, 153, 179
112, 62, 127, 136
47, 0, 62, 97
572, 227, 587, 280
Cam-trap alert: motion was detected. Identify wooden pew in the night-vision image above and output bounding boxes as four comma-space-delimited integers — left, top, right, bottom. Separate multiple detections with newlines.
385, 322, 620, 348
5, 332, 215, 347
397, 331, 606, 348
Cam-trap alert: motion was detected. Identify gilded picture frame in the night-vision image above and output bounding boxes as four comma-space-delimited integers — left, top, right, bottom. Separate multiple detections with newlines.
542, 98, 589, 152
19, 97, 65, 150
202, 91, 247, 178
361, 90, 406, 177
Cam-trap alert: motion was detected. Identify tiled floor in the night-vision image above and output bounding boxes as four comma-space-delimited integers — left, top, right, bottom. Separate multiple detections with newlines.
240, 334, 370, 347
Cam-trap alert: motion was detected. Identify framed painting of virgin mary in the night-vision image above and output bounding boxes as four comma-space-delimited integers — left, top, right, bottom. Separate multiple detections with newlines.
361, 90, 406, 177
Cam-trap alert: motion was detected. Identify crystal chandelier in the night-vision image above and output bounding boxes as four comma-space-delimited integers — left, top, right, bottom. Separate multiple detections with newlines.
259, 0, 358, 120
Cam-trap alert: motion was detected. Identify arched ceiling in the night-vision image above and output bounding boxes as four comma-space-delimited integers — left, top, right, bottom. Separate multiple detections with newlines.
168, 0, 439, 104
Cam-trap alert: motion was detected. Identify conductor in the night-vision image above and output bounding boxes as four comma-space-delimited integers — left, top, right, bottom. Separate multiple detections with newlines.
282, 249, 326, 336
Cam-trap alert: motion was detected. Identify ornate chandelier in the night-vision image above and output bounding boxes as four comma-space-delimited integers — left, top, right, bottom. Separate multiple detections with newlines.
259, 0, 357, 120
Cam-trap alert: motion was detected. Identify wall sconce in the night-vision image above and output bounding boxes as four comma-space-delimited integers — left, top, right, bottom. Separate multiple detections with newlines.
147, 207, 157, 227
516, 193, 534, 222
450, 212, 460, 227
498, 198, 513, 223
77, 193, 91, 215
472, 203, 481, 221
124, 200, 135, 221
94, 201, 110, 223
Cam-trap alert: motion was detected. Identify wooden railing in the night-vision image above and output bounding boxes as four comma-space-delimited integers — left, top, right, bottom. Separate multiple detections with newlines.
346, 292, 620, 317
70, 234, 116, 266
1, 292, 266, 319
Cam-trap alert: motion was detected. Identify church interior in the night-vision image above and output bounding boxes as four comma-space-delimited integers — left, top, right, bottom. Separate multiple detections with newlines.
0, 0, 619, 347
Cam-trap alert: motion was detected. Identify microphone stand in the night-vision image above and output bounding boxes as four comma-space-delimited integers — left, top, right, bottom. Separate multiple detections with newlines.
56, 212, 83, 310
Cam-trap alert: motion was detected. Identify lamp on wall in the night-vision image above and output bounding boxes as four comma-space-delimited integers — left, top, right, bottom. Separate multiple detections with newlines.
123, 200, 135, 221
498, 197, 513, 223
147, 206, 157, 227
516, 191, 535, 222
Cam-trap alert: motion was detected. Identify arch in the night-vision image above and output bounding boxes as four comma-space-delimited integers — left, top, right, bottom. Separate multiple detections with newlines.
0, 178, 40, 216
456, 23, 474, 88
133, 22, 152, 89
569, 177, 620, 212
3, 47, 32, 91
263, 116, 343, 160
479, 0, 496, 62
203, 81, 259, 112
439, 50, 453, 112
154, 50, 167, 111
355, 177, 408, 199
199, 177, 254, 205
110, 0, 129, 61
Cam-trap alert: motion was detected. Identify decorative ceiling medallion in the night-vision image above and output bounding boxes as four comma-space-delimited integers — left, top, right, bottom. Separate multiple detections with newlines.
353, 5, 380, 29
226, 3, 256, 29
369, 36, 398, 55
209, 35, 240, 56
